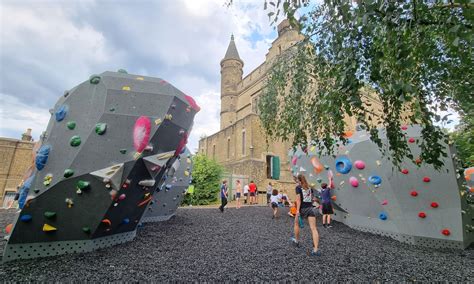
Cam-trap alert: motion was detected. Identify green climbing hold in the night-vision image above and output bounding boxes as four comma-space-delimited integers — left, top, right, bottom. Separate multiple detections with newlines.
70, 135, 81, 147
117, 69, 128, 74
109, 107, 115, 112
66, 121, 76, 130
317, 178, 322, 183
44, 211, 56, 219
95, 123, 107, 135
119, 149, 127, 154
82, 227, 91, 234
64, 169, 74, 178
89, 74, 101, 84
77, 180, 90, 190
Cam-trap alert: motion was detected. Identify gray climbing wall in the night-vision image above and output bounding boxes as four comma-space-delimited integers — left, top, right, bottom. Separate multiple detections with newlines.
142, 147, 193, 223
3, 70, 200, 262
289, 125, 474, 249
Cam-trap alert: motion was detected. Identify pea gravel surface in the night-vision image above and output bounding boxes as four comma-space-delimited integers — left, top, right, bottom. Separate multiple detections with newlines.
0, 207, 472, 282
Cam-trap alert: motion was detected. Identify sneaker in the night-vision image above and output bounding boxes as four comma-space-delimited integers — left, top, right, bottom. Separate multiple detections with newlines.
290, 237, 300, 248
327, 224, 333, 228
310, 250, 321, 256
322, 224, 327, 228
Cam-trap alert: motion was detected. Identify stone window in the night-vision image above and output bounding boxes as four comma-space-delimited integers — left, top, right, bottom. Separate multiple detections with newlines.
213, 144, 216, 160
227, 138, 230, 160
241, 130, 246, 156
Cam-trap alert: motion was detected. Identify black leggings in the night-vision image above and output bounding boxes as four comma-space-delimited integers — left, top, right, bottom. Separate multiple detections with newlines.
219, 197, 228, 211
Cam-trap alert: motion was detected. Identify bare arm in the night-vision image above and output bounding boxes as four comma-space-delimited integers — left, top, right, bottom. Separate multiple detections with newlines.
295, 193, 301, 216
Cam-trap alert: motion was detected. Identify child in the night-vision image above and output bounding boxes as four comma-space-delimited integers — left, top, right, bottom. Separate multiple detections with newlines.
320, 183, 334, 228
219, 180, 228, 212
270, 189, 282, 219
235, 180, 242, 209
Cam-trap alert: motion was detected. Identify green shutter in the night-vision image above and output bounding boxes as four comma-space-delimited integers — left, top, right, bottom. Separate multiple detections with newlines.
272, 156, 280, 180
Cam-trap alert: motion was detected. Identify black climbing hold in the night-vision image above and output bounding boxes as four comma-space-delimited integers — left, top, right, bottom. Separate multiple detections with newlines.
82, 227, 91, 234
89, 74, 101, 84
119, 149, 127, 154
64, 169, 74, 178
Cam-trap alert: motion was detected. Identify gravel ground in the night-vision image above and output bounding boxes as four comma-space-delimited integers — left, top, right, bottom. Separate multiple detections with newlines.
0, 207, 472, 282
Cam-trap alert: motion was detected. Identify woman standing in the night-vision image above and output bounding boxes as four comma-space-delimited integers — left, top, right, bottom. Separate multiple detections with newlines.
235, 180, 242, 209
291, 174, 320, 256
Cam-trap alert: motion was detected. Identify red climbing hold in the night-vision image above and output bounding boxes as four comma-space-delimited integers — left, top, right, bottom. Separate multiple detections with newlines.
101, 219, 111, 226
431, 202, 439, 208
401, 169, 409, 174
401, 125, 408, 130
5, 224, 13, 234
441, 229, 450, 236
133, 116, 151, 153
423, 176, 431, 182
418, 212, 426, 218
174, 132, 188, 156
184, 94, 201, 112
408, 137, 415, 143
410, 191, 418, 197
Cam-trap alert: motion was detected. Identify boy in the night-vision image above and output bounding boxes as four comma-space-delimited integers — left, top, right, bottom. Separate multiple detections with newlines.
320, 183, 334, 228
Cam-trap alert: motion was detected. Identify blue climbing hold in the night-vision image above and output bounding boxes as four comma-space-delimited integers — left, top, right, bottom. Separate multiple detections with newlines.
368, 175, 382, 186
35, 145, 51, 171
122, 218, 130, 224
20, 214, 32, 222
335, 157, 352, 174
379, 212, 388, 220
18, 174, 35, 209
55, 105, 68, 122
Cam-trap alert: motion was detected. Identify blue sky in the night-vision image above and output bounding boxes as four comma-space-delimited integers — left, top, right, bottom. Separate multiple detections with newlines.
0, 0, 279, 151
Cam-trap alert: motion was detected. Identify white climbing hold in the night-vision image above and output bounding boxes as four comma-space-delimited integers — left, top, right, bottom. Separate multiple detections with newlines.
139, 180, 155, 187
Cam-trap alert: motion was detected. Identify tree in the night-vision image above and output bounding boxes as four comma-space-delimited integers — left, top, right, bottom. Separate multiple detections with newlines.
450, 116, 474, 168
182, 154, 224, 205
255, 0, 472, 169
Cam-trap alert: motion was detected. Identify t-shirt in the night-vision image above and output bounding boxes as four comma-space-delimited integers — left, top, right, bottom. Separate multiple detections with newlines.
243, 185, 249, 194
266, 185, 273, 194
270, 194, 282, 204
320, 188, 331, 204
295, 185, 313, 208
220, 184, 227, 199
249, 183, 257, 193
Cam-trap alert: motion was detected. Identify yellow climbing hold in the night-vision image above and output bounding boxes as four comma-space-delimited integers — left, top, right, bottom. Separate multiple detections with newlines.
184, 170, 190, 177
310, 146, 316, 152
43, 223, 57, 232
136, 77, 144, 81
154, 118, 162, 125
186, 158, 191, 164
122, 86, 131, 91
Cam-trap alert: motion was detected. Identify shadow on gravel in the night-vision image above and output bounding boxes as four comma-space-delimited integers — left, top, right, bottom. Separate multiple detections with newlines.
0, 207, 472, 282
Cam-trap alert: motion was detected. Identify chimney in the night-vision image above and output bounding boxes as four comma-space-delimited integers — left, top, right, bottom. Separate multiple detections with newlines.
21, 128, 33, 141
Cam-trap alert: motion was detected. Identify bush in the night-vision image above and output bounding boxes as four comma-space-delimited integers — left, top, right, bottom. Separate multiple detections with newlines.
182, 154, 224, 206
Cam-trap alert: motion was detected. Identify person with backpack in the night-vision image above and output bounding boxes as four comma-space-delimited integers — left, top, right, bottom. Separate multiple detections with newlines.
219, 180, 228, 212
319, 183, 334, 228
291, 174, 321, 256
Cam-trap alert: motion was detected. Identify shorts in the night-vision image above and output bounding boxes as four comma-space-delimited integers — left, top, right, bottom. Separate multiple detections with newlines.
249, 192, 256, 197
244, 193, 248, 197
322, 203, 334, 214
271, 202, 278, 208
300, 206, 317, 218
236, 193, 241, 199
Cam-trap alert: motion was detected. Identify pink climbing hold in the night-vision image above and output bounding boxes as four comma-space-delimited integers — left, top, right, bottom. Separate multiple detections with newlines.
133, 116, 151, 153
418, 212, 426, 218
381, 199, 388, 206
431, 202, 439, 208
410, 190, 418, 197
441, 229, 450, 236
401, 125, 408, 130
291, 156, 298, 166
401, 169, 409, 174
349, 176, 359, 187
354, 160, 365, 170
118, 194, 126, 200
408, 137, 415, 143
423, 176, 431, 182
184, 94, 201, 112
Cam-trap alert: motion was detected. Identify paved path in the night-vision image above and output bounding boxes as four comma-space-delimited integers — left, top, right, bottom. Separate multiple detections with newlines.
0, 207, 472, 281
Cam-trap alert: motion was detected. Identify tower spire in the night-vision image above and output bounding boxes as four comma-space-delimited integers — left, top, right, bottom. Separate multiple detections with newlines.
222, 34, 243, 64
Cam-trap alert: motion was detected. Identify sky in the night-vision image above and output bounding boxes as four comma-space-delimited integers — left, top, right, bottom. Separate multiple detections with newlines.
0, 0, 279, 152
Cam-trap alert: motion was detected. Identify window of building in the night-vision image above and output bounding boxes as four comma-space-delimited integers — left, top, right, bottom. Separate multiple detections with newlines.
252, 96, 260, 114
241, 130, 246, 156
227, 138, 230, 160
212, 145, 216, 160
278, 45, 282, 54
266, 155, 280, 180
266, 155, 273, 178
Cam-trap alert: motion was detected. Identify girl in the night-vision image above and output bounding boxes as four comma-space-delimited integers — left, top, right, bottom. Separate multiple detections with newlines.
270, 189, 282, 219
291, 174, 321, 256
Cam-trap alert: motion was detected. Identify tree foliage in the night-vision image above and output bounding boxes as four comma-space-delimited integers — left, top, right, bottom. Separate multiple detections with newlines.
450, 116, 474, 168
257, 0, 473, 169
182, 154, 224, 206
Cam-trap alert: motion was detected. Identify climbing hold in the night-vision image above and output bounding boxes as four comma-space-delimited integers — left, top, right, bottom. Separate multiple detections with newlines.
117, 69, 128, 74
5, 224, 13, 234
379, 212, 388, 220
349, 177, 359, 187
33, 188, 40, 194
368, 175, 382, 186
43, 174, 53, 186
89, 74, 101, 84
401, 125, 408, 130
410, 191, 418, 197
119, 149, 127, 154
35, 145, 52, 171
138, 196, 152, 207
122, 86, 131, 91
343, 131, 353, 138
70, 135, 81, 147
76, 180, 90, 191
184, 94, 201, 112
310, 156, 324, 173
376, 160, 381, 166
415, 157, 422, 165
401, 169, 409, 174
63, 169, 74, 178
55, 105, 68, 122
423, 176, 431, 183
324, 165, 330, 170
174, 133, 188, 156
154, 118, 162, 125
354, 160, 365, 170
139, 180, 155, 187
431, 202, 439, 208
381, 199, 388, 205
20, 215, 32, 222
82, 227, 91, 233
65, 198, 74, 208
95, 123, 107, 135
109, 107, 115, 112
133, 116, 151, 153
441, 229, 450, 236
122, 218, 130, 224
44, 211, 56, 219
76, 189, 82, 195
418, 212, 426, 218
42, 223, 57, 232
184, 170, 190, 176
331, 196, 337, 201
136, 77, 144, 80
335, 157, 352, 174
66, 121, 76, 130
291, 156, 297, 166
408, 137, 416, 143
101, 219, 111, 226
316, 178, 322, 183
118, 194, 126, 200
164, 114, 173, 120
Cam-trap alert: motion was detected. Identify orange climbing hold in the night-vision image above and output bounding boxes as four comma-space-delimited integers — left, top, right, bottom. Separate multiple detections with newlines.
441, 229, 450, 236
343, 131, 353, 138
310, 156, 324, 174
431, 202, 439, 208
415, 157, 422, 165
101, 219, 112, 226
138, 196, 153, 207
42, 223, 57, 232
331, 196, 337, 201
5, 224, 13, 234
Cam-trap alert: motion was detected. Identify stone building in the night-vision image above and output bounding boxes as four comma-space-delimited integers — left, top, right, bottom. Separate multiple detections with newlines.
0, 129, 35, 207
198, 20, 383, 198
